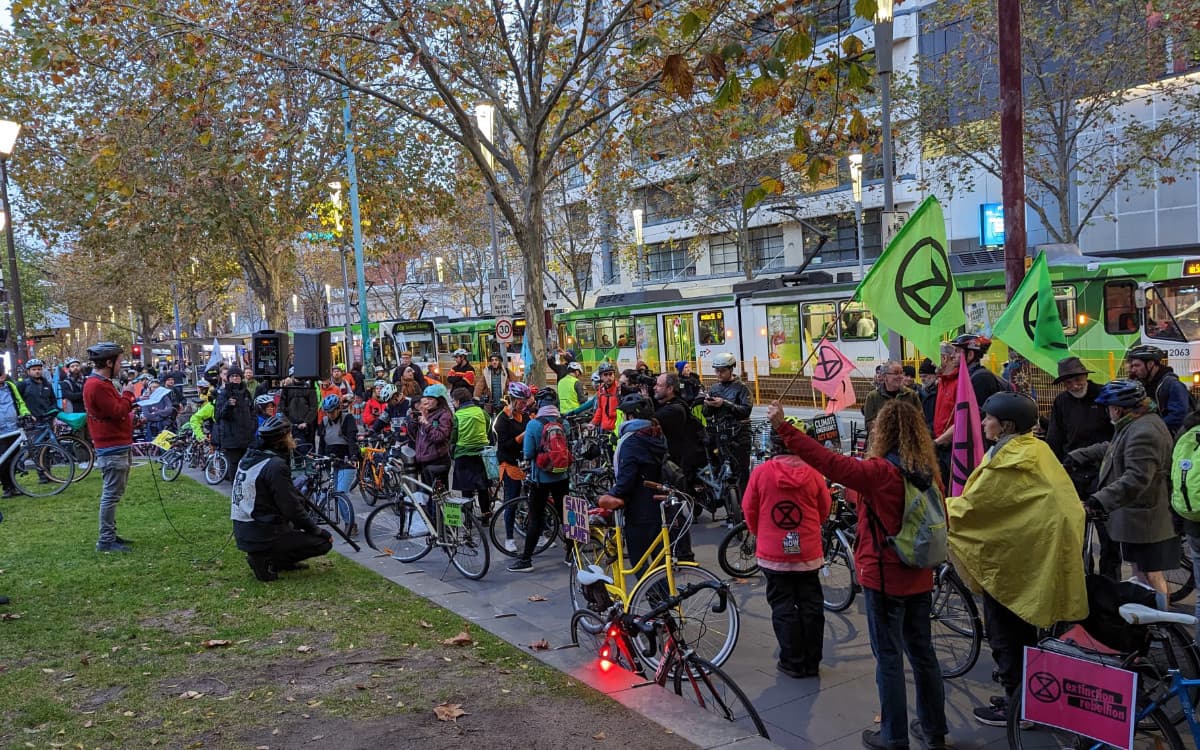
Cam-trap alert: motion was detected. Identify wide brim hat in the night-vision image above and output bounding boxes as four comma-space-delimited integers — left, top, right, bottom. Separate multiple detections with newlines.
1052, 356, 1092, 384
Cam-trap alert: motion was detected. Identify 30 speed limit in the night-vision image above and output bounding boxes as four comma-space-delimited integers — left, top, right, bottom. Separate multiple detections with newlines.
495, 317, 515, 343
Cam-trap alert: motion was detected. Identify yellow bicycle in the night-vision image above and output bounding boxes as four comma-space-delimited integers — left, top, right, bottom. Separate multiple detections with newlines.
568, 480, 740, 668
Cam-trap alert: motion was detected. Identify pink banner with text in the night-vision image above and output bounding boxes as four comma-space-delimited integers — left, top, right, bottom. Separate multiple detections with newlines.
1022, 646, 1137, 750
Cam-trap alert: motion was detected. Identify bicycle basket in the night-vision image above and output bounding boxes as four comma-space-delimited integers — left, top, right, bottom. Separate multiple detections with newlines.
481, 446, 499, 481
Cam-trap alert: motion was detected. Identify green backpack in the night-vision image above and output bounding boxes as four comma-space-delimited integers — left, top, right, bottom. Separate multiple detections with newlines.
866, 456, 949, 569
1171, 426, 1200, 522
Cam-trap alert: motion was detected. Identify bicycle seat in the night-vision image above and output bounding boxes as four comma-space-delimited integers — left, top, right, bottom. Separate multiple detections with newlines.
576, 564, 613, 587
1119, 603, 1197, 627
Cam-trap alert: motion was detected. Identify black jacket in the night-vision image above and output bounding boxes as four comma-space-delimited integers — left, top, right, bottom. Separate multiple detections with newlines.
493, 409, 527, 465
61, 375, 86, 413
703, 378, 753, 430
215, 383, 256, 450
966, 363, 1006, 407
920, 382, 938, 431
230, 447, 321, 550
610, 419, 668, 526
282, 383, 318, 427
19, 376, 57, 418
1046, 382, 1113, 459
654, 396, 706, 478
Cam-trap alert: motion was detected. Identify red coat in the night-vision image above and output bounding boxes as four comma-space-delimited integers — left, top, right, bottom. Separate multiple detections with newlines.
591, 382, 619, 432
742, 455, 831, 566
362, 398, 385, 430
777, 422, 933, 597
82, 374, 135, 449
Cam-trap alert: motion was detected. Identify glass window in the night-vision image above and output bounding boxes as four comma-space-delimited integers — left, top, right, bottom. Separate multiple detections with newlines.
645, 241, 692, 280
1054, 285, 1078, 336
575, 320, 595, 348
595, 320, 616, 349
698, 310, 726, 345
615, 319, 634, 347
1103, 281, 1139, 334
802, 211, 881, 266
839, 300, 877, 340
802, 302, 837, 342
1145, 279, 1200, 342
636, 186, 684, 226
709, 227, 786, 275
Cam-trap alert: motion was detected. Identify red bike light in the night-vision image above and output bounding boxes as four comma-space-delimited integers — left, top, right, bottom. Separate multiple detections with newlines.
599, 658, 613, 673
607, 627, 618, 637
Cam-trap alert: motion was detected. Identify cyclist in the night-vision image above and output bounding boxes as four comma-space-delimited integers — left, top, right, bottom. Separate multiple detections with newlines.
230, 415, 333, 582
1126, 344, 1192, 434
317, 394, 358, 494
862, 361, 922, 435
742, 415, 832, 680
768, 399, 948, 750
362, 381, 387, 432
948, 392, 1088, 727
494, 382, 533, 553
450, 387, 493, 520
674, 360, 703, 405
588, 363, 619, 433
83, 342, 138, 554
413, 384, 453, 488
556, 361, 586, 413
215, 367, 255, 482
18, 359, 57, 422
653, 372, 706, 485
187, 384, 215, 441
702, 352, 753, 509
60, 358, 85, 414
254, 393, 277, 430
949, 334, 1006, 406
474, 354, 511, 415
446, 349, 476, 393
0, 360, 32, 498
597, 394, 669, 573
509, 389, 571, 573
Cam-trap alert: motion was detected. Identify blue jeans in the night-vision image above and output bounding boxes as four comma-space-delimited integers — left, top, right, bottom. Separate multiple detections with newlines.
97, 451, 132, 544
335, 468, 356, 494
501, 473, 523, 539
864, 588, 947, 747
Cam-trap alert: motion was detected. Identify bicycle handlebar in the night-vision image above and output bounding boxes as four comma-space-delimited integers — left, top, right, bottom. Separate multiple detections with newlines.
622, 580, 730, 647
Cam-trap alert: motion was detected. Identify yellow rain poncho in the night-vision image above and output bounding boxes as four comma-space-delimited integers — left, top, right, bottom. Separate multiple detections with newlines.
947, 433, 1088, 628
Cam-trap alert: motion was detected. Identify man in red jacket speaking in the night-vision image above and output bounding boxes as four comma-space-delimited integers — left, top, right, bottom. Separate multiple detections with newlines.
83, 342, 137, 553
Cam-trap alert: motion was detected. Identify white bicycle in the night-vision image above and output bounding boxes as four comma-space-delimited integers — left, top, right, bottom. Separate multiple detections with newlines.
0, 422, 77, 497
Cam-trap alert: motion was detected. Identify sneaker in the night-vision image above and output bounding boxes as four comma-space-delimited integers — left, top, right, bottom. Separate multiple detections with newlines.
115, 535, 133, 545
96, 540, 132, 553
861, 729, 907, 750
245, 554, 279, 582
507, 559, 534, 573
909, 719, 948, 750
539, 536, 556, 549
504, 538, 517, 553
776, 662, 807, 679
973, 702, 1030, 729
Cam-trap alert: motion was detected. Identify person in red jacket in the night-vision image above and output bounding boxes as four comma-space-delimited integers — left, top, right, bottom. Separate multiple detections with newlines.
83, 342, 138, 553
768, 399, 949, 750
590, 363, 619, 433
742, 416, 831, 679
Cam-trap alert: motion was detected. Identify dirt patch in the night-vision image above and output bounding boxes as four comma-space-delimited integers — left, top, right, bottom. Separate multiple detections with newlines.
79, 686, 126, 711
137, 608, 198, 635
156, 675, 232, 698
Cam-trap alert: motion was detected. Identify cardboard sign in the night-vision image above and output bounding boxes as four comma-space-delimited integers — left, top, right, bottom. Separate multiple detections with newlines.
1022, 646, 1137, 750
441, 504, 463, 528
809, 414, 841, 445
562, 495, 590, 544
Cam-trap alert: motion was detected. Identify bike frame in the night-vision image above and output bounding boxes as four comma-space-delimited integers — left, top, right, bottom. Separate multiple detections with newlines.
1135, 657, 1200, 745
589, 500, 697, 609
397, 474, 472, 550
0, 428, 28, 463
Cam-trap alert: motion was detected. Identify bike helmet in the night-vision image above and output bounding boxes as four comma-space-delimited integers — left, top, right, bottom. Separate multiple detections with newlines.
591, 372, 601, 386
596, 362, 615, 374
770, 416, 809, 455
453, 348, 469, 358
567, 361, 583, 373
65, 358, 80, 367
254, 393, 276, 408
1095, 379, 1147, 408
257, 415, 292, 443
321, 394, 342, 411
227, 366, 244, 378
951, 334, 991, 354
617, 393, 653, 419
534, 387, 559, 407
1126, 344, 1166, 363
24, 358, 43, 369
507, 382, 532, 400
711, 352, 736, 369
378, 383, 397, 401
981, 391, 1040, 433
196, 381, 210, 390
422, 383, 449, 400
87, 342, 123, 363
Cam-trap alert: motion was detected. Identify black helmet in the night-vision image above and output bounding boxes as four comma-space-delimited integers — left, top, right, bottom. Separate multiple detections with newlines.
617, 393, 653, 420
1095, 379, 1147, 408
534, 387, 558, 407
951, 334, 991, 354
596, 362, 615, 374
981, 392, 1039, 433
257, 415, 292, 443
1126, 344, 1166, 363
87, 342, 123, 364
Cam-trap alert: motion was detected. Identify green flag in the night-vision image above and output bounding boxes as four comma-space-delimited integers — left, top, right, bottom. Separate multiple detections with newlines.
854, 196, 963, 358
991, 253, 1071, 375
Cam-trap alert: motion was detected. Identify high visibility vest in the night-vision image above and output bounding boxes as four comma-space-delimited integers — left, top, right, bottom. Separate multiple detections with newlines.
557, 374, 580, 413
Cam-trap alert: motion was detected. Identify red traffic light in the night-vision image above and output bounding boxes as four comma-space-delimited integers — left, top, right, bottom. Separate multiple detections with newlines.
131, 345, 142, 357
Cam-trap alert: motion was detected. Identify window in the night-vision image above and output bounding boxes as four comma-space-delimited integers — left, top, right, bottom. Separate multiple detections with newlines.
804, 211, 882, 266
708, 227, 786, 275
1054, 286, 1078, 336
565, 202, 589, 238
575, 320, 596, 348
614, 319, 633, 347
1104, 281, 1139, 334
595, 320, 615, 349
1145, 279, 1200, 342
801, 302, 837, 343
839, 300, 877, 341
698, 310, 725, 345
645, 241, 692, 280
635, 185, 684, 226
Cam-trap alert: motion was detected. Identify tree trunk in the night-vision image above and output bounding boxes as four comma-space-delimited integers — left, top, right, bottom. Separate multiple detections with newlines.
521, 176, 549, 388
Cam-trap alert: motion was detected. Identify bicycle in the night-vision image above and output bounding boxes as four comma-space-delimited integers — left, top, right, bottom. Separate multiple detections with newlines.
692, 441, 743, 525
929, 561, 983, 679
0, 422, 76, 497
568, 479, 740, 669
487, 466, 611, 558
819, 484, 859, 612
39, 410, 95, 481
362, 468, 490, 580
1007, 603, 1199, 749
159, 431, 201, 482
296, 455, 358, 539
569, 579, 769, 739
351, 433, 393, 507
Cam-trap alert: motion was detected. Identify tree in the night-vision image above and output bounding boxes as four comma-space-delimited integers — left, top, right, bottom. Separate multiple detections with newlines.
908, 0, 1200, 245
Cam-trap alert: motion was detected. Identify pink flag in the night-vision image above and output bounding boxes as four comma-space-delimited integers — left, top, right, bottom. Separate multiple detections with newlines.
950, 350, 984, 495
825, 376, 857, 414
811, 342, 855, 399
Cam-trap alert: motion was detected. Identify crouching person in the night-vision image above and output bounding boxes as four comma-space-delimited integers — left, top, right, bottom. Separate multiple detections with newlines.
231, 415, 332, 582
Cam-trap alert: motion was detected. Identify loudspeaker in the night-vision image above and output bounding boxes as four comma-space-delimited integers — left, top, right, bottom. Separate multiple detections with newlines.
252, 330, 288, 380
292, 329, 331, 380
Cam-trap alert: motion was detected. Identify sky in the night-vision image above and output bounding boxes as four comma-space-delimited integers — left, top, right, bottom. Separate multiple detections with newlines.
0, 1, 10, 30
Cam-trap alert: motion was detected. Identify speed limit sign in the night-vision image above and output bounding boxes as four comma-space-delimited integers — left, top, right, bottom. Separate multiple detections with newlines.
495, 317, 514, 343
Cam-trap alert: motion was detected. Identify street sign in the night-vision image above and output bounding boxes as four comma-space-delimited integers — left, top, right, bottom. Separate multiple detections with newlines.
490, 278, 514, 317
495, 317, 515, 344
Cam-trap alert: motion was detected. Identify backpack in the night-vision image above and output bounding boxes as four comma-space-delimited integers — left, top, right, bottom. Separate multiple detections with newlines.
1171, 425, 1200, 522
535, 417, 572, 474
865, 456, 949, 569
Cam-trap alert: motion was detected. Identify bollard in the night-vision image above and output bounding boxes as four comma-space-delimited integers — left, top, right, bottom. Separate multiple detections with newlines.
753, 356, 761, 405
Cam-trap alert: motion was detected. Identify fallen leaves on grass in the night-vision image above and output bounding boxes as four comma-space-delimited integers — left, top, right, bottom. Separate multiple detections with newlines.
528, 639, 550, 651
296, 645, 314, 653
442, 631, 473, 647
419, 620, 433, 629
0, 612, 21, 620
201, 639, 232, 648
593, 730, 607, 740
178, 691, 204, 699
527, 594, 547, 602
434, 702, 467, 722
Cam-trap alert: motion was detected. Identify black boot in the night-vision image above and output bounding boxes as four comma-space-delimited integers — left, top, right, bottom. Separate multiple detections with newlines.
246, 554, 278, 582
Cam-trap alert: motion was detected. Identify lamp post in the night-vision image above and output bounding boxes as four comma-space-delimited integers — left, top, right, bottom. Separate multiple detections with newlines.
0, 119, 25, 364
848, 148, 866, 280
476, 101, 508, 362
632, 208, 644, 282
874, 0, 895, 227
329, 182, 355, 361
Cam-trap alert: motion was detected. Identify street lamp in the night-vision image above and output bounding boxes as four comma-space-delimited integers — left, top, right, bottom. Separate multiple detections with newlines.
475, 101, 508, 359
0, 119, 25, 363
848, 148, 866, 279
632, 208, 644, 282
875, 0, 895, 226
329, 181, 354, 360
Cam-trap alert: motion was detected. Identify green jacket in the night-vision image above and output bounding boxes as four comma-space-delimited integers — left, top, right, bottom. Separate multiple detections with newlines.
0, 379, 31, 425
188, 401, 215, 440
557, 374, 582, 413
452, 403, 490, 457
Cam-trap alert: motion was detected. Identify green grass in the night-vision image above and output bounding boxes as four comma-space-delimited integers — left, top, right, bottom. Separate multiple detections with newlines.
0, 467, 598, 748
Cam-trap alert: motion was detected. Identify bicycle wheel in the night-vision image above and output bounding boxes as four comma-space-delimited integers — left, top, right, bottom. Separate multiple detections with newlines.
821, 539, 857, 612
629, 564, 739, 669
930, 565, 983, 679
364, 501, 433, 562
203, 452, 228, 485
717, 522, 759, 578
487, 496, 559, 558
568, 525, 620, 611
330, 491, 358, 538
58, 435, 94, 481
570, 609, 635, 671
11, 445, 73, 497
671, 653, 770, 739
1166, 544, 1194, 604
357, 460, 385, 507
160, 449, 183, 482
449, 506, 490, 580
1143, 622, 1200, 726
1008, 693, 1183, 750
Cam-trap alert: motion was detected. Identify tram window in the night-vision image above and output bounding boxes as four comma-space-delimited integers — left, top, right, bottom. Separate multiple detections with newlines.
1145, 280, 1200, 342
575, 321, 595, 348
595, 320, 616, 348
1103, 281, 1139, 334
802, 302, 838, 342
698, 310, 725, 345
839, 300, 877, 340
615, 320, 633, 347
1054, 286, 1078, 336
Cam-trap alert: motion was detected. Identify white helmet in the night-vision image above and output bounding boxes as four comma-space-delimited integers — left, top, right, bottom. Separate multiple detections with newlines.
379, 383, 397, 401
453, 348, 469, 357
711, 352, 737, 369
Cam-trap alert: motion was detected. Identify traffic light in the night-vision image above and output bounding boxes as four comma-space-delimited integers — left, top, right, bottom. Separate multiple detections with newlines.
131, 344, 142, 359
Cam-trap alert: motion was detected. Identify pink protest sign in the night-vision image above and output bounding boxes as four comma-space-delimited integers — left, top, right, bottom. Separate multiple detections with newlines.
1022, 646, 1138, 750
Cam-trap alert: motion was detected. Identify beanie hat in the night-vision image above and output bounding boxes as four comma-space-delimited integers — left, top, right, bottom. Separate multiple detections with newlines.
674, 360, 687, 374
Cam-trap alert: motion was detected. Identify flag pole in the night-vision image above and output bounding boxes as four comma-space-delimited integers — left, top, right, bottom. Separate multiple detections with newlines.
778, 322, 836, 402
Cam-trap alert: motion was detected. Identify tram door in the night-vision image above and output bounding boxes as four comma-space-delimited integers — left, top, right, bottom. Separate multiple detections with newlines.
662, 313, 695, 368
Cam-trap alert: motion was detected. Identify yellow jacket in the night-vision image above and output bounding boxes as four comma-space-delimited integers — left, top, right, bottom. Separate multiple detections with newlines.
947, 433, 1088, 628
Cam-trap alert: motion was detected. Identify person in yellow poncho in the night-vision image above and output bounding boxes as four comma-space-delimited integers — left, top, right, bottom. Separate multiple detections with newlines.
946, 391, 1088, 729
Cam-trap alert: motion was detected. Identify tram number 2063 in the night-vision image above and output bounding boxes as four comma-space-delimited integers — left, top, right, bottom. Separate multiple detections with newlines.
1167, 347, 1192, 359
